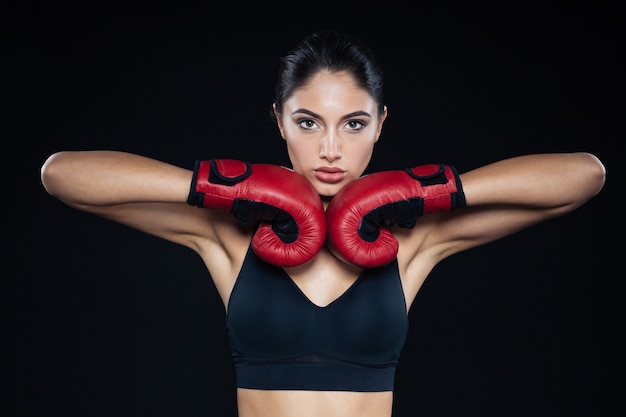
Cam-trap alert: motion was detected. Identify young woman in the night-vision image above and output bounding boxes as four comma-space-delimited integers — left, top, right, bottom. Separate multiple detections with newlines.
40, 30, 606, 417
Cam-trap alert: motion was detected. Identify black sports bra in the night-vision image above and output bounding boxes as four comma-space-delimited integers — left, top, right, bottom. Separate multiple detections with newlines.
225, 246, 409, 391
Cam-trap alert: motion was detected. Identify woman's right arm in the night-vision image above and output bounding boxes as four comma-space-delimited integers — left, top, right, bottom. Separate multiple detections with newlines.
40, 150, 222, 250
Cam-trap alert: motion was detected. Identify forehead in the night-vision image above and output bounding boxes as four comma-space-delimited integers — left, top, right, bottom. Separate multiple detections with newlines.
286, 70, 376, 112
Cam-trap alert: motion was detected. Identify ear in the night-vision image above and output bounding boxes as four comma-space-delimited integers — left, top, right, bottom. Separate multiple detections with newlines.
374, 105, 388, 143
273, 103, 286, 140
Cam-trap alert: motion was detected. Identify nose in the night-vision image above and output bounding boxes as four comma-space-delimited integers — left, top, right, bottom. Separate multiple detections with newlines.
319, 131, 342, 161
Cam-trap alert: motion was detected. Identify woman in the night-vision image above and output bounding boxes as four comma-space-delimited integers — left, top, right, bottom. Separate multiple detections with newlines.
40, 30, 606, 417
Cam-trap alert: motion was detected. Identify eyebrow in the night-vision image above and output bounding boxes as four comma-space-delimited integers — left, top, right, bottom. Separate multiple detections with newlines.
291, 109, 372, 119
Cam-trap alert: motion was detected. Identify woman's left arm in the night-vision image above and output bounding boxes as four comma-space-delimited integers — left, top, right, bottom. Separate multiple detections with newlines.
421, 152, 606, 259
461, 152, 605, 210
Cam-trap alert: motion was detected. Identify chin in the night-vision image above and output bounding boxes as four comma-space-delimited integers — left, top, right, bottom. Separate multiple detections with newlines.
315, 183, 343, 200
318, 190, 335, 200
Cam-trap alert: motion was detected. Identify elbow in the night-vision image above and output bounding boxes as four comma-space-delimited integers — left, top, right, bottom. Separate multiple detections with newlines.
580, 152, 606, 199
550, 152, 606, 215
40, 151, 72, 200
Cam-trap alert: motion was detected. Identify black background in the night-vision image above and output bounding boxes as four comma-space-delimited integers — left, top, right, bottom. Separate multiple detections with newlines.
11, 1, 624, 416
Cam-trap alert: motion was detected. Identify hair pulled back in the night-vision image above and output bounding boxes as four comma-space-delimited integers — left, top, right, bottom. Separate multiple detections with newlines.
272, 30, 385, 120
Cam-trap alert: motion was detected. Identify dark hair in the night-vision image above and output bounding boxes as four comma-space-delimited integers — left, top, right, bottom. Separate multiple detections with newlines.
272, 30, 385, 121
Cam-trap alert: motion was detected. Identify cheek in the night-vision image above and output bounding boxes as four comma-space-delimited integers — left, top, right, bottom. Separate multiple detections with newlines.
285, 139, 315, 166
347, 140, 376, 166
357, 142, 375, 157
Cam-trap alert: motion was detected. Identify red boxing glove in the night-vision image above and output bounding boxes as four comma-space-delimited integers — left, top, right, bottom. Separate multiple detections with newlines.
187, 159, 325, 267
326, 163, 466, 268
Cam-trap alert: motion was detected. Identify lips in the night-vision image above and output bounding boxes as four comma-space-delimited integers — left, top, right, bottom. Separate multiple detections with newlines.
313, 167, 346, 184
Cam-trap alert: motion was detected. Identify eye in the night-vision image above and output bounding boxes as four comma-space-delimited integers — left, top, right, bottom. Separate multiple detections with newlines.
297, 119, 318, 130
345, 119, 366, 131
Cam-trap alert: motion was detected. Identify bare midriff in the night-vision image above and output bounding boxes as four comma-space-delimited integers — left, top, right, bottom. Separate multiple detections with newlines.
236, 388, 393, 417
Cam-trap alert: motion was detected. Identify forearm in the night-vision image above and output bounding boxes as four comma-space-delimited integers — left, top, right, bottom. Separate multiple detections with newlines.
41, 150, 192, 208
460, 152, 606, 210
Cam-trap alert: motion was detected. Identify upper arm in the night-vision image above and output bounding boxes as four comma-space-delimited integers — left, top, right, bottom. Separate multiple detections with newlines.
422, 203, 568, 261
40, 150, 251, 270
82, 200, 222, 251
402, 152, 606, 265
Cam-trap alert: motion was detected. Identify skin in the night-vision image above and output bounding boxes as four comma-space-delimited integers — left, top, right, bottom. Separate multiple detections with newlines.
274, 71, 387, 200
40, 70, 606, 417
